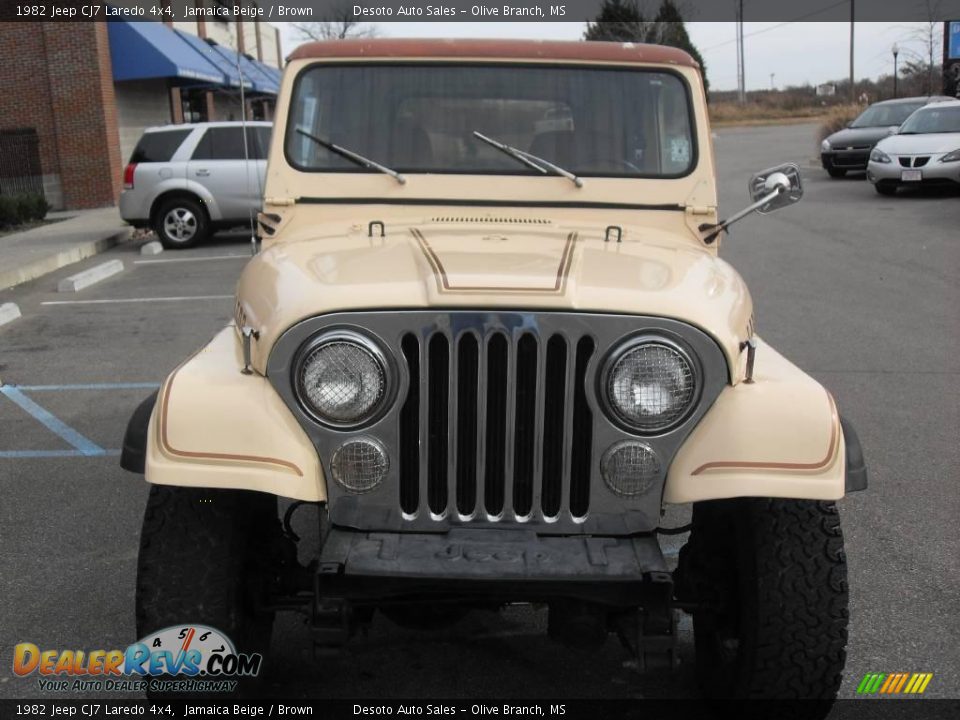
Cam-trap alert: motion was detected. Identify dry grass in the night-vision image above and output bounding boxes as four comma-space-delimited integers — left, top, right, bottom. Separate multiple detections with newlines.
816, 105, 863, 142
709, 101, 828, 126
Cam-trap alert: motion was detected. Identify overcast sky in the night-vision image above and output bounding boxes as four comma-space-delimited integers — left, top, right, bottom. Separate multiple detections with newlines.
275, 21, 944, 91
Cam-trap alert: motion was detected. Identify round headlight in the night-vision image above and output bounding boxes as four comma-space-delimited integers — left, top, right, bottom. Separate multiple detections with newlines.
295, 331, 389, 426
330, 438, 389, 493
601, 441, 661, 497
603, 339, 697, 433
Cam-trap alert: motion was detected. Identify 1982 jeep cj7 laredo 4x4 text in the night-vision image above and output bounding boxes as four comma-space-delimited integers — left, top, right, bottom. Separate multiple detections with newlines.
121, 39, 867, 700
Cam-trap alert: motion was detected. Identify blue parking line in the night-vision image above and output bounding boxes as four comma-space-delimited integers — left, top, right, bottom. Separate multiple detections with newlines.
0, 386, 108, 457
0, 449, 121, 458
13, 383, 160, 392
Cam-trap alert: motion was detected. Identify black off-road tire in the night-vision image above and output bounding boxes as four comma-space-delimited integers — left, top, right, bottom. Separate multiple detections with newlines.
826, 168, 847, 178
136, 486, 281, 695
675, 498, 848, 704
154, 196, 208, 249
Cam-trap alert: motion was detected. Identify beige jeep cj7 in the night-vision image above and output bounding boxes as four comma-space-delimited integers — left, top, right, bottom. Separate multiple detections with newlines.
121, 39, 867, 700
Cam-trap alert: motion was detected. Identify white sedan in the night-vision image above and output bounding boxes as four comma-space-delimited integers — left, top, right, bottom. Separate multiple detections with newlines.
866, 99, 960, 196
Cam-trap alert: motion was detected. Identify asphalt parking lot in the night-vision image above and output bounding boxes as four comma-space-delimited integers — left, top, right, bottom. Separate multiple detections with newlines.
0, 122, 957, 703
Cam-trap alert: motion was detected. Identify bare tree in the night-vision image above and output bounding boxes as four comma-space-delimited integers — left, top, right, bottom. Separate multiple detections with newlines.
292, 2, 379, 41
894, 3, 943, 95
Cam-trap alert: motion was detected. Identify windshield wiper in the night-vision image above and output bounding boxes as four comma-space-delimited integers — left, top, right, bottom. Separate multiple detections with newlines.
295, 128, 405, 185
473, 131, 583, 188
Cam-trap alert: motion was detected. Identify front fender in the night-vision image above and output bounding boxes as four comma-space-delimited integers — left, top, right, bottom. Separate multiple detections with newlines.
125, 326, 325, 501
664, 338, 866, 503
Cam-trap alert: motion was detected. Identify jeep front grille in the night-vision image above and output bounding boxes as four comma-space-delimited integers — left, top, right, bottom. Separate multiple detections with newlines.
267, 311, 729, 536
398, 329, 596, 522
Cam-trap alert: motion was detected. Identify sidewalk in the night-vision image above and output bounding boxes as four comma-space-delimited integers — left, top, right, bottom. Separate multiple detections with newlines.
0, 207, 132, 291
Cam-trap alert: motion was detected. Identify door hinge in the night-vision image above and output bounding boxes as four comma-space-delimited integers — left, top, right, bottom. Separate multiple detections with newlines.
685, 205, 714, 216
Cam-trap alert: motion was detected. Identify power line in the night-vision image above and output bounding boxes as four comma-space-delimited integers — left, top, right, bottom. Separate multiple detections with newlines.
700, 0, 851, 53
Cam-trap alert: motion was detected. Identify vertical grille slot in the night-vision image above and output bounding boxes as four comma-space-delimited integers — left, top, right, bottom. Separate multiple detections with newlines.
484, 333, 509, 516
512, 333, 538, 517
397, 321, 595, 523
541, 334, 567, 518
570, 336, 595, 518
455, 334, 479, 516
399, 334, 420, 515
427, 333, 449, 515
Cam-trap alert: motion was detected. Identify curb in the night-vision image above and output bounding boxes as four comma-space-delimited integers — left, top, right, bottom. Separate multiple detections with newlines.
0, 302, 21, 328
0, 227, 132, 292
58, 259, 125, 292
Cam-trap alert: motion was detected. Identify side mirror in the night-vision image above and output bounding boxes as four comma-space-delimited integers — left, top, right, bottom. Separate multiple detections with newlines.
700, 162, 804, 245
749, 163, 803, 214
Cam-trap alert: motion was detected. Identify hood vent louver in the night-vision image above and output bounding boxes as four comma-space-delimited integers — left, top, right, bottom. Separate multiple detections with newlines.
430, 216, 551, 225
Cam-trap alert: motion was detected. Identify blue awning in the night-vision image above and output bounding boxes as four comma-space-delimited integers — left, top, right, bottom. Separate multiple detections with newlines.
255, 60, 283, 88
210, 45, 279, 95
245, 56, 282, 94
174, 31, 250, 90
108, 21, 224, 85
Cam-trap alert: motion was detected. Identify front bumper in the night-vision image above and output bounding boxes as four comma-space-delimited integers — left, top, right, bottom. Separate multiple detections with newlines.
316, 527, 670, 607
822, 150, 870, 171
867, 158, 960, 186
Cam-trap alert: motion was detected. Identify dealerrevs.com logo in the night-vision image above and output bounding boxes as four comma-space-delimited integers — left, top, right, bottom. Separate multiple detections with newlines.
13, 625, 262, 693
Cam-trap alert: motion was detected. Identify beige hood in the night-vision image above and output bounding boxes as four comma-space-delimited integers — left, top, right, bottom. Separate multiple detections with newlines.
237, 217, 753, 379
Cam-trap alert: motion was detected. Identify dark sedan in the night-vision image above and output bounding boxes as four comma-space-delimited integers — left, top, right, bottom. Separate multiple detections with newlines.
821, 96, 953, 177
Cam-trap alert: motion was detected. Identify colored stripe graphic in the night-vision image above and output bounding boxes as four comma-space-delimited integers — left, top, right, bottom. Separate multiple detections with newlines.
857, 672, 933, 695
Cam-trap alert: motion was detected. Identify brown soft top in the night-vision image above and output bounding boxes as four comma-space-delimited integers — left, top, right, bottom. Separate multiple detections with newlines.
288, 38, 698, 68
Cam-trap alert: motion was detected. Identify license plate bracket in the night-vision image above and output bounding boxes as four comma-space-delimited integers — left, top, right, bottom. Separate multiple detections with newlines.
901, 169, 923, 182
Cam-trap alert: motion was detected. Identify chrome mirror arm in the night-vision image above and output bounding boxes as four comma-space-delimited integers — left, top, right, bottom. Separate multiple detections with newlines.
701, 185, 786, 245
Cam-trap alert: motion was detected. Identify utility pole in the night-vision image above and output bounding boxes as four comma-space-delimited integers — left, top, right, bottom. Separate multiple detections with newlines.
770, 73, 775, 90
849, 0, 855, 104
736, 0, 745, 104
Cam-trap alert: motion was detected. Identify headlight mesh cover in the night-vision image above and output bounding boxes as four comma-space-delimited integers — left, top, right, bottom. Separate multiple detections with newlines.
601, 442, 661, 497
607, 343, 695, 431
331, 438, 389, 493
299, 340, 385, 423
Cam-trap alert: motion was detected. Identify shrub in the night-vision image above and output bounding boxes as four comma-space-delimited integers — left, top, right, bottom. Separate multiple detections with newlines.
0, 195, 16, 228
818, 105, 862, 143
0, 192, 49, 227
25, 193, 50, 221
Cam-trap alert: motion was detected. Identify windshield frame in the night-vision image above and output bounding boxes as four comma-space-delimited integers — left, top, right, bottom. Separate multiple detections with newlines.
282, 61, 700, 181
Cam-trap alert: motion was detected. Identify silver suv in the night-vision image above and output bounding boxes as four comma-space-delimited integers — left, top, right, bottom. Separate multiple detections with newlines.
119, 121, 271, 249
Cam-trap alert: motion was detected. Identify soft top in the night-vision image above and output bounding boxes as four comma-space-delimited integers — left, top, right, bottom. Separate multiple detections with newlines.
287, 38, 698, 68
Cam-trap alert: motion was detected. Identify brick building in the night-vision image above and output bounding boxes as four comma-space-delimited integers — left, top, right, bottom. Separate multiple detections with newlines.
0, 13, 282, 210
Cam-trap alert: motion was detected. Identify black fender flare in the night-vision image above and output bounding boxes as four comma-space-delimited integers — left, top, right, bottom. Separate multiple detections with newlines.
120, 391, 158, 474
840, 414, 867, 493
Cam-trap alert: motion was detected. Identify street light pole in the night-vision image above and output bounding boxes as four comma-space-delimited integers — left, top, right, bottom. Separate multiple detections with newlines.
849, 0, 855, 104
892, 43, 899, 98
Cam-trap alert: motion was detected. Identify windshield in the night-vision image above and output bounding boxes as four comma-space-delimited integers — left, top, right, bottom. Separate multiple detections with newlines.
285, 64, 696, 178
850, 102, 925, 128
898, 105, 960, 134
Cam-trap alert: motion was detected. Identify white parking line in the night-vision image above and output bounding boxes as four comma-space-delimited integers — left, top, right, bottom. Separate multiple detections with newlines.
133, 254, 248, 265
41, 295, 233, 306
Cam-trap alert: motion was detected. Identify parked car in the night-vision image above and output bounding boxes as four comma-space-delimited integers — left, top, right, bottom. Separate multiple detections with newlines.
867, 99, 960, 195
121, 39, 867, 701
119, 121, 271, 248
820, 96, 953, 177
